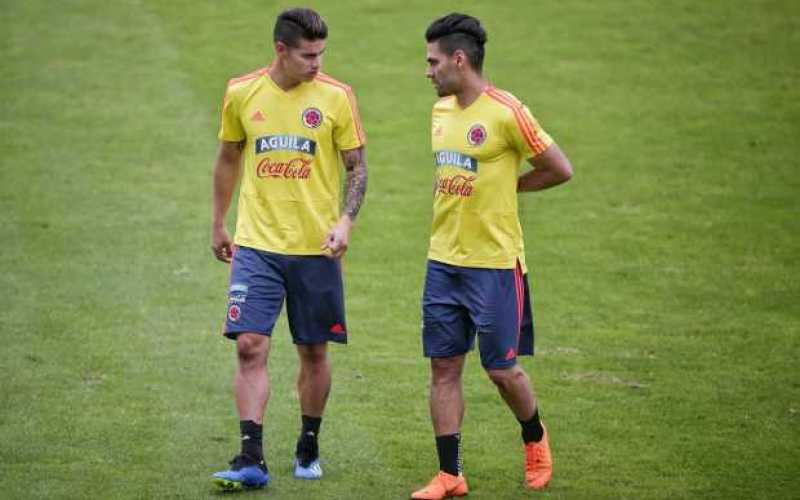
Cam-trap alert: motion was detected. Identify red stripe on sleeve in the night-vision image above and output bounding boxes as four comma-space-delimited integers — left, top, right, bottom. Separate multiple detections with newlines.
315, 73, 366, 145
486, 89, 547, 155
486, 89, 536, 149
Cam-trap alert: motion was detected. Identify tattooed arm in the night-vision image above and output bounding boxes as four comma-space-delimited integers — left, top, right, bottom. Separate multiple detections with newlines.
342, 146, 368, 220
321, 146, 368, 258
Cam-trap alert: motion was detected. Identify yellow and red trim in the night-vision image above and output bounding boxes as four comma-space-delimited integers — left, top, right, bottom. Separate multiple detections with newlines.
486, 87, 548, 155
316, 72, 366, 145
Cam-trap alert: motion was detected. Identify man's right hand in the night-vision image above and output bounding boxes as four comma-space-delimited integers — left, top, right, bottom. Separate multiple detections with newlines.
211, 141, 243, 264
212, 225, 234, 263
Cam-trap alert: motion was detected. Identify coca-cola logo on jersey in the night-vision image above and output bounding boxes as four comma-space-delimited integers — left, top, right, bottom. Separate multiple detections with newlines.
256, 157, 312, 180
437, 174, 475, 197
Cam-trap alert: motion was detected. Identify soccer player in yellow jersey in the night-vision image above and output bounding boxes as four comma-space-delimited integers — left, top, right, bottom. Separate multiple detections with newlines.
209, 8, 367, 490
411, 13, 573, 499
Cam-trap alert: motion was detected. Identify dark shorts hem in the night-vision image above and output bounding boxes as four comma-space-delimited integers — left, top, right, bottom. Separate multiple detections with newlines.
223, 329, 273, 340
424, 348, 470, 359
481, 358, 519, 370
293, 335, 348, 346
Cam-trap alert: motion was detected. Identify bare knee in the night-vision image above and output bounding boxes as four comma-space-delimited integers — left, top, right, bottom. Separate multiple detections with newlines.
486, 365, 527, 390
236, 333, 269, 367
431, 357, 464, 387
298, 344, 329, 372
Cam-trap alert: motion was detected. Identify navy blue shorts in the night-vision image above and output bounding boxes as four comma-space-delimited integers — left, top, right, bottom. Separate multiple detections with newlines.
422, 259, 535, 369
223, 246, 347, 345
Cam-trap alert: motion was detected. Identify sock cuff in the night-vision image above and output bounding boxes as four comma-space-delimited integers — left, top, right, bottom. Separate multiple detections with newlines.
518, 408, 540, 425
240, 420, 263, 437
435, 433, 461, 440
301, 415, 322, 435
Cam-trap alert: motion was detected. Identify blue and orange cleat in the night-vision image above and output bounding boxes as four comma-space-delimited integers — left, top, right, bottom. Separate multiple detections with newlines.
212, 454, 270, 491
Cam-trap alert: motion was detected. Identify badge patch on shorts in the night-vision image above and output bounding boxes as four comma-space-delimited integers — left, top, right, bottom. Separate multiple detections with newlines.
228, 304, 241, 322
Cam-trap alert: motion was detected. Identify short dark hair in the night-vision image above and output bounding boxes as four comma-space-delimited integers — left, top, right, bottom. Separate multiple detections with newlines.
273, 8, 328, 47
425, 13, 487, 71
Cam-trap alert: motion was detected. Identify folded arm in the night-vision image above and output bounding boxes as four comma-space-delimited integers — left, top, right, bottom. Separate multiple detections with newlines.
517, 143, 573, 192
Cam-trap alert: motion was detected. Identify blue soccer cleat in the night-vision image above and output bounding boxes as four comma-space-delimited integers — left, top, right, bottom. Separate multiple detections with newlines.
212, 454, 270, 490
293, 457, 323, 480
294, 432, 323, 480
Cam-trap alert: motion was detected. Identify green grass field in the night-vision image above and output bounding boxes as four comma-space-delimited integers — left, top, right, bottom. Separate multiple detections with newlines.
1, 1, 798, 498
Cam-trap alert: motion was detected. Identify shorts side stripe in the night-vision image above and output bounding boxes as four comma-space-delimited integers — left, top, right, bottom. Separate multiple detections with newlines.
514, 261, 524, 344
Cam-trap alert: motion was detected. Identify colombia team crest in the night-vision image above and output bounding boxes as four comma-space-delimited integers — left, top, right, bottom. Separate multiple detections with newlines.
467, 124, 487, 146
302, 107, 323, 129
227, 304, 241, 322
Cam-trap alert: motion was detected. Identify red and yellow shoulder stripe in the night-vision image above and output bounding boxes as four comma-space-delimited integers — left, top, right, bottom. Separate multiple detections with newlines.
485, 86, 549, 154
227, 66, 268, 88
222, 67, 268, 106
315, 72, 366, 144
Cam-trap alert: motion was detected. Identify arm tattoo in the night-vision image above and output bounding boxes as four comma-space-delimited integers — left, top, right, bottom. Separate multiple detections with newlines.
342, 147, 368, 220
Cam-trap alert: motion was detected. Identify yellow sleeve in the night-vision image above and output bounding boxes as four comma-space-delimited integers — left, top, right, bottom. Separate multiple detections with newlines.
217, 84, 245, 142
333, 88, 366, 151
506, 104, 553, 159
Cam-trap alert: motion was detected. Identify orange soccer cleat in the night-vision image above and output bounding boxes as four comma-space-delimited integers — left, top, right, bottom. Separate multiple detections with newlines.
524, 425, 553, 490
411, 471, 469, 499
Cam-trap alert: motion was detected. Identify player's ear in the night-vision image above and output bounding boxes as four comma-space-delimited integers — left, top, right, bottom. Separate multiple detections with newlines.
275, 41, 288, 57
453, 49, 466, 69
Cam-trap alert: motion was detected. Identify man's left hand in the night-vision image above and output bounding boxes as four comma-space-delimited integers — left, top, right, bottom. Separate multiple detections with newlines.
321, 216, 353, 259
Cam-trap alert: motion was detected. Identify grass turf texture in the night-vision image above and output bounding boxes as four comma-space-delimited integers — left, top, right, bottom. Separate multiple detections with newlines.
1, 0, 798, 498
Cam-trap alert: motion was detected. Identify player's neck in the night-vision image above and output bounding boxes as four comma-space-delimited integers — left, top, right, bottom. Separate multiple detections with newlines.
268, 64, 303, 92
455, 74, 489, 109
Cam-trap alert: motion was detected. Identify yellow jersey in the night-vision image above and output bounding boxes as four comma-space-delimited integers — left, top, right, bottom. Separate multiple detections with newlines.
428, 86, 553, 269
218, 68, 366, 255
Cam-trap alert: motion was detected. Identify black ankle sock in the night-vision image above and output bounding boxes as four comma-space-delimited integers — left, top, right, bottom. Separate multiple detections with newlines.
519, 408, 544, 443
240, 420, 263, 461
435, 433, 462, 476
296, 415, 321, 466
301, 415, 322, 437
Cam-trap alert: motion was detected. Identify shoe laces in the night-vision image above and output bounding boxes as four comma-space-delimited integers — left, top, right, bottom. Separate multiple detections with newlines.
525, 443, 545, 472
420, 473, 447, 492
428, 471, 460, 492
